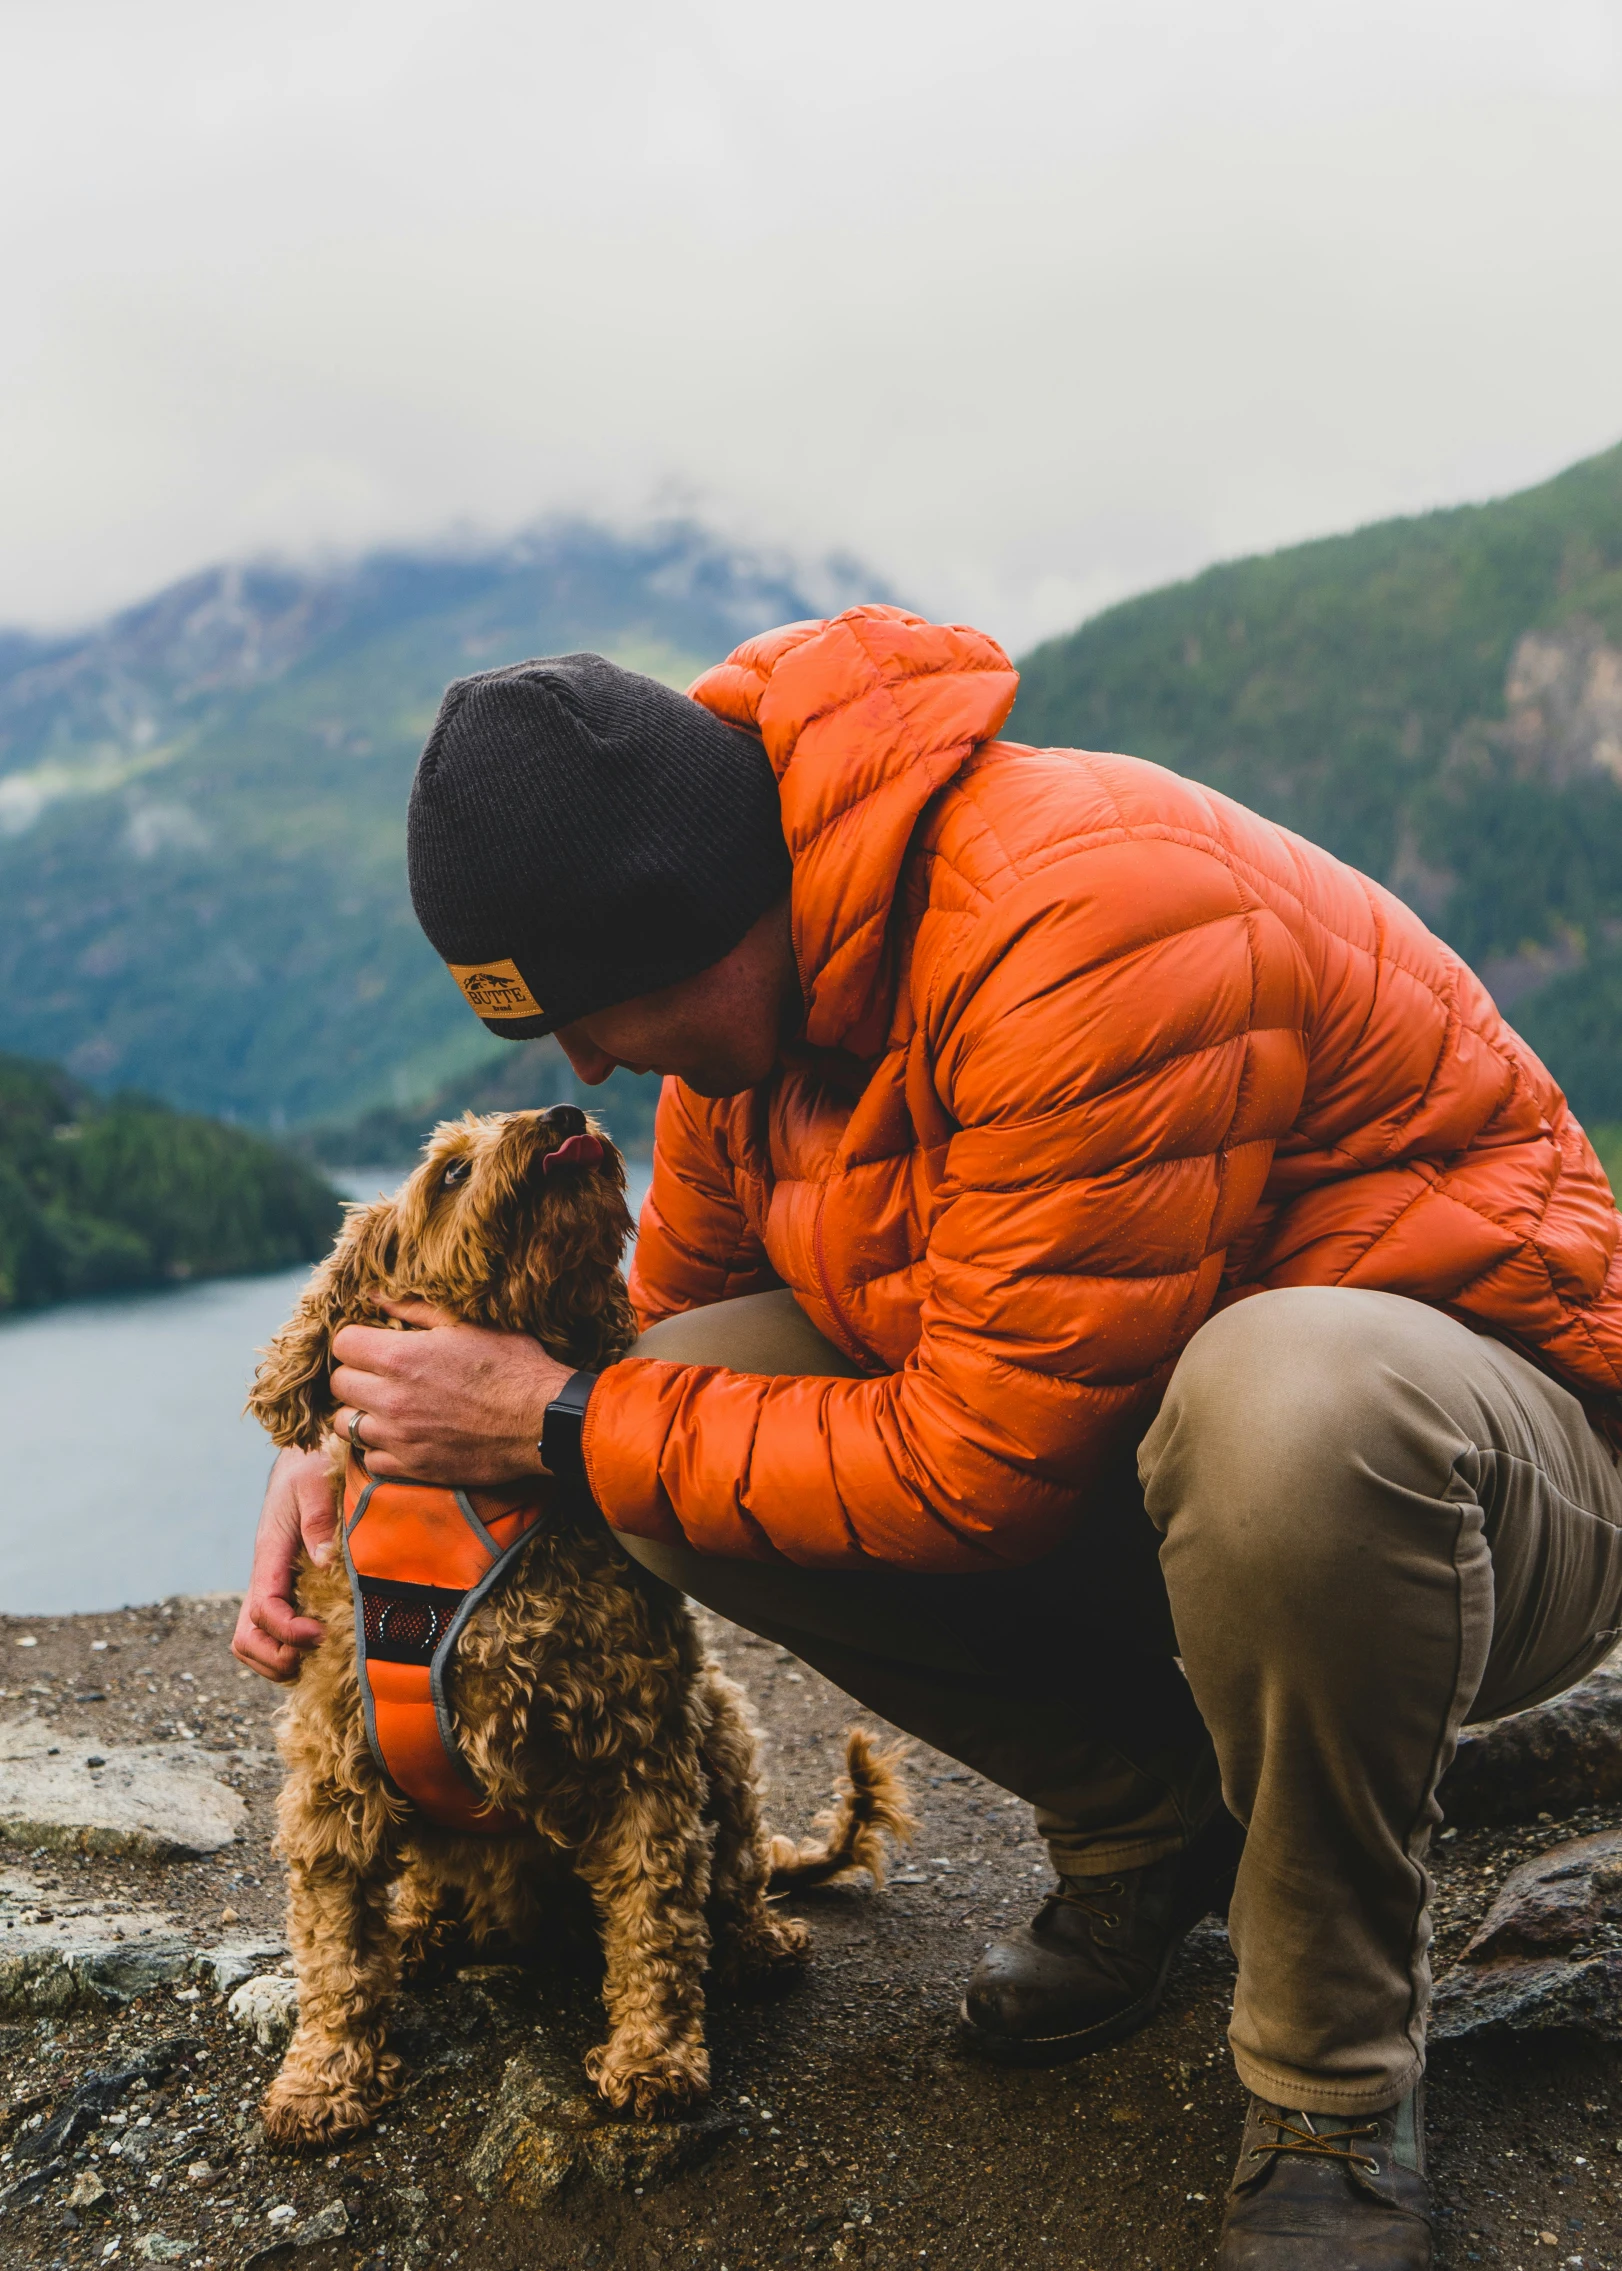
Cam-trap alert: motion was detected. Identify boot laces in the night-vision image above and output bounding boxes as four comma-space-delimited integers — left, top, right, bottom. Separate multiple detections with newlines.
1051, 1877, 1125, 1933
1249, 2110, 1380, 2176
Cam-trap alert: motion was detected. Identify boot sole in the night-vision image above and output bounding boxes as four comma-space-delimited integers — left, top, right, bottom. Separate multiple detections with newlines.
955, 1939, 1177, 2068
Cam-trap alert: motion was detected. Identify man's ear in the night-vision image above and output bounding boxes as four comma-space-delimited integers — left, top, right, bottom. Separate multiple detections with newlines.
246, 1200, 399, 1450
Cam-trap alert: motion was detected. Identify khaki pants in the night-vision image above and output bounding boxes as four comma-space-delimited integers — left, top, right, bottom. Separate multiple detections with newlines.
618, 1285, 1622, 2113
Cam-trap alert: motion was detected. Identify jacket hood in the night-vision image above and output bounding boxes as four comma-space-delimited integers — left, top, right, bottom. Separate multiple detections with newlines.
688, 606, 1018, 1052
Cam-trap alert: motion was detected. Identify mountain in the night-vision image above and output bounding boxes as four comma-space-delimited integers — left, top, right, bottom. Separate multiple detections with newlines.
0, 1053, 341, 1310
295, 1040, 658, 1169
7, 452, 1622, 1157
1011, 440, 1622, 1125
0, 524, 875, 1129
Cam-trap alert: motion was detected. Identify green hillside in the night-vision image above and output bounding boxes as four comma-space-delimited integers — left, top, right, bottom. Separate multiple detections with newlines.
7, 461, 1622, 1153
0, 1054, 341, 1309
0, 527, 860, 1129
1012, 440, 1622, 1121
297, 1040, 658, 1168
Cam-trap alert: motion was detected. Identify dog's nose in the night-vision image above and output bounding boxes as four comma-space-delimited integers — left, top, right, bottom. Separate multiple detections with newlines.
545, 1104, 588, 1138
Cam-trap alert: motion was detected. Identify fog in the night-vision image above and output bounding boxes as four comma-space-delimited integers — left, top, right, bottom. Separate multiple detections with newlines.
3, 0, 1620, 645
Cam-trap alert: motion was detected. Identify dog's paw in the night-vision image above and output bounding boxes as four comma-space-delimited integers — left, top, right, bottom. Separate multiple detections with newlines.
584, 2033, 710, 2122
714, 1908, 811, 1984
755, 1910, 812, 1963
391, 1915, 456, 1981
262, 2040, 402, 2148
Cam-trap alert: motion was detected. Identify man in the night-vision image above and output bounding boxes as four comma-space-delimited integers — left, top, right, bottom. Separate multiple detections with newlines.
236, 606, 1622, 2269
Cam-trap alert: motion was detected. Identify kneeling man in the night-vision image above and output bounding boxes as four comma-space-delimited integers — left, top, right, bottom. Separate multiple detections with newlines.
238, 607, 1622, 2269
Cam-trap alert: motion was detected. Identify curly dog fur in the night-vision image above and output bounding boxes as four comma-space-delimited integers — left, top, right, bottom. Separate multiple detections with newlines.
247, 1107, 913, 2148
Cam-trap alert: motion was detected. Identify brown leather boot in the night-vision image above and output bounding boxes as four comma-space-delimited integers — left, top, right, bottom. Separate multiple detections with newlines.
1217, 2088, 1432, 2268
957, 1809, 1241, 2065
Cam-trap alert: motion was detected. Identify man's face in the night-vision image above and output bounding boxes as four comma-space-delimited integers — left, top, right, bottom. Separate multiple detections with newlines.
553, 897, 801, 1099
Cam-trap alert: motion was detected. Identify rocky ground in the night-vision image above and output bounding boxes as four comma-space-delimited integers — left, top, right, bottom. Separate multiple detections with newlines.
0, 1596, 1617, 2271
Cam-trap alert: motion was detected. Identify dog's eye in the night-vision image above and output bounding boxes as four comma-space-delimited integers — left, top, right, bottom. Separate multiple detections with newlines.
441, 1158, 472, 1188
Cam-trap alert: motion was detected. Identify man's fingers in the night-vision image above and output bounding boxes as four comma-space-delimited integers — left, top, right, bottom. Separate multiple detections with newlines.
231, 1600, 308, 1683
330, 1320, 424, 1372
328, 1363, 407, 1418
236, 1444, 336, 1681
329, 1401, 380, 1449
252, 1591, 324, 1649
346, 1444, 409, 1478
299, 1522, 339, 1569
328, 1400, 412, 1479
232, 1632, 299, 1681
329, 1401, 455, 1481
378, 1297, 456, 1329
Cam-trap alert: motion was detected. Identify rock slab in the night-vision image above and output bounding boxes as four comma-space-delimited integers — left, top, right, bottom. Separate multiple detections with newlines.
0, 1868, 286, 2016
193, 1937, 289, 1996
0, 1722, 246, 1860
228, 1974, 300, 2050
1432, 1827, 1622, 2040
0, 1872, 191, 2015
468, 2037, 733, 2208
1440, 1649, 1622, 1829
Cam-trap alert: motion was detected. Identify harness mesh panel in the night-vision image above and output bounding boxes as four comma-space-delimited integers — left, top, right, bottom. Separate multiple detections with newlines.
358, 1575, 467, 1667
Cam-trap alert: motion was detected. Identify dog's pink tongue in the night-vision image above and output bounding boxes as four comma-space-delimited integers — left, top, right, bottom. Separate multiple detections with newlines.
543, 1132, 605, 1174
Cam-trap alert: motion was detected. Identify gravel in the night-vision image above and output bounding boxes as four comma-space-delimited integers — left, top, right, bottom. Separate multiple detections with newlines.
0, 1595, 1617, 2270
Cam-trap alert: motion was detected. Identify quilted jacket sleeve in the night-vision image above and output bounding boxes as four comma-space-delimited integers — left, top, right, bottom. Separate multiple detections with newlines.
627, 1076, 778, 1330
586, 832, 1313, 1570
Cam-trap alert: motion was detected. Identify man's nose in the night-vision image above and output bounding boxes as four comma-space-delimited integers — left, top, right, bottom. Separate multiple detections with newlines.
554, 1034, 617, 1085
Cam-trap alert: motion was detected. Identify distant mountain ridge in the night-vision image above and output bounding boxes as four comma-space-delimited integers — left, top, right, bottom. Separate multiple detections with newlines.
0, 523, 878, 1127
0, 526, 864, 840
6, 454, 1622, 1149
295, 1039, 659, 1170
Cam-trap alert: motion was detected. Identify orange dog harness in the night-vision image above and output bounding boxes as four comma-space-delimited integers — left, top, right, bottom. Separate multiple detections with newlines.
341, 1453, 546, 1835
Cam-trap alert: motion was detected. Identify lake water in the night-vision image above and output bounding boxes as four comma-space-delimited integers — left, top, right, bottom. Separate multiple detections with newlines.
0, 1164, 652, 1616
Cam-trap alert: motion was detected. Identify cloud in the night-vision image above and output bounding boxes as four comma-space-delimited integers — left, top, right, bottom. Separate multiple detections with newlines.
2, 0, 1620, 646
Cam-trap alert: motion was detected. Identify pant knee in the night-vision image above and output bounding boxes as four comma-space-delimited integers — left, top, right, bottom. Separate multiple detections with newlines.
633, 1290, 858, 1378
1140, 1288, 1448, 1580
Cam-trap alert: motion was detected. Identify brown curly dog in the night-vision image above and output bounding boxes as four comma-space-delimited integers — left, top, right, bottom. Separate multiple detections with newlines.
246, 1104, 912, 2148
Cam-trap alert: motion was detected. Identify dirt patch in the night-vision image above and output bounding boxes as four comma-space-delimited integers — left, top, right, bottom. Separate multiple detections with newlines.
0, 1597, 1618, 2269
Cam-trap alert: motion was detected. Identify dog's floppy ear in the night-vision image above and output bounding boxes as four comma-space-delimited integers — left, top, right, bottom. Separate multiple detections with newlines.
246, 1198, 400, 1451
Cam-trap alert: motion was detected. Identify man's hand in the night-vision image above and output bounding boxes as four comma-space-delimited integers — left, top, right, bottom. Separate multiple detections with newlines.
232, 1444, 342, 1682
328, 1299, 574, 1485
232, 1303, 575, 1683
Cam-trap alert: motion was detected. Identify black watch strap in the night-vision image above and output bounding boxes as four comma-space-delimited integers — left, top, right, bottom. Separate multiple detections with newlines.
540, 1369, 599, 1493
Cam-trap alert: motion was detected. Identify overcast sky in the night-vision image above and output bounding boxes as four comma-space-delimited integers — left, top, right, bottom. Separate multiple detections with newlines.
3, 0, 1620, 649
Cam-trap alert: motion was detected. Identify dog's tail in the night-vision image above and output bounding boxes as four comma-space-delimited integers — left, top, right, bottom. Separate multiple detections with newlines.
767, 1728, 916, 1890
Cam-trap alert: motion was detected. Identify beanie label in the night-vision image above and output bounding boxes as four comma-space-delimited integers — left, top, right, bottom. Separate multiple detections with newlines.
446, 958, 544, 1020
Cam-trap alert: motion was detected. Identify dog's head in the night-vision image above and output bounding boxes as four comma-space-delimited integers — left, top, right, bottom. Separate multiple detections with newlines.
248, 1104, 637, 1450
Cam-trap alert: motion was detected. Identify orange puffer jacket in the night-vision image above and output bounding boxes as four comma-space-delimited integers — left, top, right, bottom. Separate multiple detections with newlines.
580, 606, 1622, 1571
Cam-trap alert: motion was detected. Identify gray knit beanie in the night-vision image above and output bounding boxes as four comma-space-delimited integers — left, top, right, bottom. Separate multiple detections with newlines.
407, 654, 791, 1039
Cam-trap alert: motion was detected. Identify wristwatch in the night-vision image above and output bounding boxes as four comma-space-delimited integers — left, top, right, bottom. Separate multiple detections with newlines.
540, 1369, 598, 1493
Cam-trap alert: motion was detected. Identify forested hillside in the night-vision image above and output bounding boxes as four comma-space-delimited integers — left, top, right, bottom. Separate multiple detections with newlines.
0, 1056, 341, 1309
5, 456, 1620, 1152
1012, 440, 1622, 1120
297, 1040, 658, 1168
0, 525, 867, 1129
